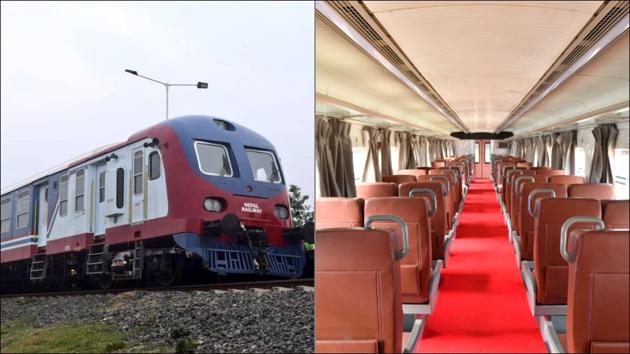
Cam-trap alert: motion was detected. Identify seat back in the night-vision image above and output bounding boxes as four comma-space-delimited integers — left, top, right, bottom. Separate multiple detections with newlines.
516, 162, 532, 169
316, 198, 364, 229
510, 173, 537, 230
518, 183, 568, 260
549, 175, 586, 186
536, 169, 565, 177
432, 160, 446, 168
365, 197, 432, 304
568, 183, 616, 200
428, 174, 454, 229
507, 169, 535, 216
566, 230, 629, 353
315, 228, 402, 353
400, 182, 446, 259
534, 198, 602, 304
356, 183, 397, 199
397, 169, 427, 180
530, 166, 551, 173
432, 169, 461, 211
602, 200, 629, 230
383, 175, 418, 185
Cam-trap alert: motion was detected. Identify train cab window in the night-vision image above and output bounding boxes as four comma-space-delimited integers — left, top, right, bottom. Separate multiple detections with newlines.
60, 175, 68, 217
16, 190, 30, 229
194, 141, 233, 177
1, 196, 11, 233
75, 169, 85, 212
149, 151, 161, 180
245, 149, 282, 184
98, 171, 106, 203
116, 168, 124, 208
133, 151, 143, 195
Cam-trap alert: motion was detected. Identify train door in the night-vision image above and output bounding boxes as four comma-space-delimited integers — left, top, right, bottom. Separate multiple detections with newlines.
37, 184, 48, 247
474, 140, 491, 179
93, 164, 107, 235
130, 148, 145, 224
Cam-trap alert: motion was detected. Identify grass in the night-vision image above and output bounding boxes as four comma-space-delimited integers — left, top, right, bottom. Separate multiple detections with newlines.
0, 318, 171, 353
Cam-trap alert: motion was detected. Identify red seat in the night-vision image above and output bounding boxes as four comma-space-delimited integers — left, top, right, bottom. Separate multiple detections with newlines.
549, 175, 586, 186
357, 183, 397, 199
510, 174, 543, 232
536, 169, 565, 177
565, 230, 629, 353
400, 182, 446, 260
315, 197, 364, 229
518, 183, 568, 260
533, 198, 602, 304
506, 169, 534, 217
365, 198, 432, 304
568, 183, 616, 200
383, 175, 418, 185
602, 200, 629, 230
397, 169, 427, 181
315, 228, 402, 353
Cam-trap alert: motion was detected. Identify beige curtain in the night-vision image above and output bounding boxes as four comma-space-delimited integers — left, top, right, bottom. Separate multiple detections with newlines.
542, 135, 554, 167
415, 135, 429, 167
316, 117, 356, 197
380, 128, 393, 176
362, 126, 381, 182
553, 130, 577, 174
533, 136, 546, 167
588, 124, 618, 183
395, 131, 416, 170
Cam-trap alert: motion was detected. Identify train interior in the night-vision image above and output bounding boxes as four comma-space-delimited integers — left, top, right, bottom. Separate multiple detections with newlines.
314, 1, 629, 353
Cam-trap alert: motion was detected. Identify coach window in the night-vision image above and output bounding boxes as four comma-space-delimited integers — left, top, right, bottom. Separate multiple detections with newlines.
60, 175, 68, 217
133, 151, 143, 195
149, 151, 161, 180
16, 190, 30, 229
99, 171, 106, 203
194, 141, 233, 177
116, 168, 124, 208
1, 196, 11, 233
75, 169, 85, 213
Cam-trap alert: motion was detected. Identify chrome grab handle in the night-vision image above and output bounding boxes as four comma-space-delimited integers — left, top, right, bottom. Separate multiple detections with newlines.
430, 176, 450, 195
560, 216, 604, 263
366, 215, 409, 261
528, 188, 557, 218
515, 176, 535, 196
408, 188, 437, 218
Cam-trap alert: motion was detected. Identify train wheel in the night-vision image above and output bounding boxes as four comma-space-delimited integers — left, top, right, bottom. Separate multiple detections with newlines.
91, 274, 113, 290
156, 256, 183, 287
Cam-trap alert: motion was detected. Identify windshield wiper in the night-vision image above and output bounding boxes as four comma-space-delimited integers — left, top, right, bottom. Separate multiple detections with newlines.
219, 155, 231, 176
270, 163, 280, 183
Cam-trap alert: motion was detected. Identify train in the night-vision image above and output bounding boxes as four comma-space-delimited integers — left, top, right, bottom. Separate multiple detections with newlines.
1, 115, 309, 290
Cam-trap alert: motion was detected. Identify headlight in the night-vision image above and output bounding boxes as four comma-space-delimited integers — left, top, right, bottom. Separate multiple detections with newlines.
203, 198, 224, 212
274, 205, 289, 219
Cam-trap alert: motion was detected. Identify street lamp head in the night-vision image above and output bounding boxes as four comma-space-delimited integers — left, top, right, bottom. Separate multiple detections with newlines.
197, 82, 208, 89
125, 69, 138, 75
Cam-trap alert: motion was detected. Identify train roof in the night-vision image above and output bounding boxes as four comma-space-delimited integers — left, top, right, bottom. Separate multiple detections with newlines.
1, 115, 270, 196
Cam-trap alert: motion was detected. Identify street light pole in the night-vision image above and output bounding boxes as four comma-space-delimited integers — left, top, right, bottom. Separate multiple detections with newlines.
125, 69, 208, 120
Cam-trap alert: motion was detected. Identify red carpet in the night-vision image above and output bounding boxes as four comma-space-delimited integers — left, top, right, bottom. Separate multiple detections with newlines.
416, 179, 546, 353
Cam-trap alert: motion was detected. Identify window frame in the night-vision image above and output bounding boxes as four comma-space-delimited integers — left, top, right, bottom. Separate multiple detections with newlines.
1, 195, 12, 234
244, 148, 283, 184
193, 141, 234, 177
133, 150, 144, 195
148, 151, 161, 180
59, 175, 69, 217
74, 169, 85, 213
98, 171, 106, 203
16, 189, 30, 229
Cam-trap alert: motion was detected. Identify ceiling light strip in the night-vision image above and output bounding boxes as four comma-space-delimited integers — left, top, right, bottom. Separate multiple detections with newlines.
499, 13, 629, 132
316, 1, 467, 133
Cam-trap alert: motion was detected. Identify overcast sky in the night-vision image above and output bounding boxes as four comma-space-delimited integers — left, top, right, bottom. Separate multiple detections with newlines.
1, 1, 314, 200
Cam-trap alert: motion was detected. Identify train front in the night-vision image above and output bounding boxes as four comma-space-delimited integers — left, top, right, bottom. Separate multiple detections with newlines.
166, 116, 307, 278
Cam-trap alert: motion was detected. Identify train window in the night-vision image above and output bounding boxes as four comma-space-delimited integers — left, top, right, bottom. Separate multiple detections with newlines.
60, 175, 68, 217
116, 168, 124, 208
75, 169, 85, 213
474, 142, 480, 163
16, 190, 30, 229
484, 142, 491, 163
133, 151, 143, 195
149, 152, 161, 180
99, 171, 106, 203
614, 148, 629, 199
194, 141, 233, 177
245, 149, 282, 184
1, 196, 11, 233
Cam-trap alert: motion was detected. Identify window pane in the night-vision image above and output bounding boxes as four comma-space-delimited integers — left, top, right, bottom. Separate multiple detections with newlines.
75, 195, 84, 212
99, 171, 105, 203
60, 176, 68, 202
474, 143, 480, 163
484, 143, 491, 163
149, 152, 161, 180
17, 213, 28, 228
60, 200, 68, 217
17, 191, 29, 213
1, 197, 11, 222
0, 220, 9, 233
99, 172, 106, 188
134, 175, 143, 195
134, 151, 143, 174
75, 170, 85, 196
195, 142, 232, 176
246, 149, 282, 183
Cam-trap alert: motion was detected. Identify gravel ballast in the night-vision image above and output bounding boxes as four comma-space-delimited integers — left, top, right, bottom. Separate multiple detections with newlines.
1, 287, 314, 353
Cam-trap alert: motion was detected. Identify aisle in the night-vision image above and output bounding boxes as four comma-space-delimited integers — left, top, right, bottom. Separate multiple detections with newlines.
416, 179, 546, 353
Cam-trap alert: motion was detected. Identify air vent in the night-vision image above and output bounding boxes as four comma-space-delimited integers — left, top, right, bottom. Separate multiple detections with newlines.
213, 119, 235, 131
326, 1, 467, 131
498, 1, 629, 132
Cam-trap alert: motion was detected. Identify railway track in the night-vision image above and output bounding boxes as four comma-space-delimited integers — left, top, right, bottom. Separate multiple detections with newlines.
0, 278, 314, 298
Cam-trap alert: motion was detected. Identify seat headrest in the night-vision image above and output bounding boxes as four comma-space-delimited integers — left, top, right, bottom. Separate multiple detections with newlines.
316, 198, 364, 228
549, 175, 586, 185
537, 198, 601, 222
382, 175, 417, 185
316, 228, 397, 271
568, 183, 616, 200
365, 197, 428, 222
356, 183, 397, 199
602, 200, 629, 230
